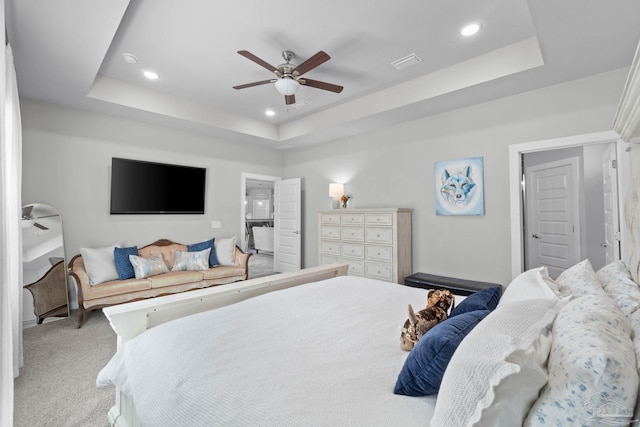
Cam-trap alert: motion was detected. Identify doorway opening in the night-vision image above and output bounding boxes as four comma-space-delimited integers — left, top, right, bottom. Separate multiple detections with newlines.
509, 131, 623, 278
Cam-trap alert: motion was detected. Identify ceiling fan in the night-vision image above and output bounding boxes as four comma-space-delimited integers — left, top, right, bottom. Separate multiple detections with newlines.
233, 50, 344, 105
21, 205, 55, 230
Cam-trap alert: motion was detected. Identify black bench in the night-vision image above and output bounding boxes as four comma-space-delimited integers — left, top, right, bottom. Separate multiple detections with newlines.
404, 272, 502, 296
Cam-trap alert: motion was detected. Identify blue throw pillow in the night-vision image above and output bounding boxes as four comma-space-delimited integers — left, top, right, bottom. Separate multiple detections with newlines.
113, 246, 138, 280
449, 286, 501, 317
187, 238, 219, 267
394, 309, 490, 396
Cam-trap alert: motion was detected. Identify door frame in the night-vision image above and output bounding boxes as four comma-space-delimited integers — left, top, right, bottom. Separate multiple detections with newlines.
240, 173, 281, 252
509, 130, 624, 278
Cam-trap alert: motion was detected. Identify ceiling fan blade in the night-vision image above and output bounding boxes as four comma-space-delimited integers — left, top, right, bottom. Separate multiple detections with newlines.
285, 94, 296, 105
300, 78, 344, 93
292, 51, 330, 76
233, 79, 275, 90
237, 50, 279, 73
34, 222, 48, 231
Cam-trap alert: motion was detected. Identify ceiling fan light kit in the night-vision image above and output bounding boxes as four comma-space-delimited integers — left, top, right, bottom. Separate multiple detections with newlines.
234, 49, 343, 105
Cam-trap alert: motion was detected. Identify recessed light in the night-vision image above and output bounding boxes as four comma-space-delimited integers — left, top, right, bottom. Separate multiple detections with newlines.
122, 53, 138, 64
143, 70, 159, 80
265, 109, 275, 117
461, 23, 481, 37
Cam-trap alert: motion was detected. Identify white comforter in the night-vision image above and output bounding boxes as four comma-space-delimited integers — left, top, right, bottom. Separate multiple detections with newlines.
97, 275, 443, 426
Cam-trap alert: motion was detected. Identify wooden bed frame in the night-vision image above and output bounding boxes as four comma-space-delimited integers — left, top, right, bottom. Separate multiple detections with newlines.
102, 262, 349, 427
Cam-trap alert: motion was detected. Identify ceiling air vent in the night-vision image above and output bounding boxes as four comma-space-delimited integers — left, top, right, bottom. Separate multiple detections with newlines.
390, 53, 422, 70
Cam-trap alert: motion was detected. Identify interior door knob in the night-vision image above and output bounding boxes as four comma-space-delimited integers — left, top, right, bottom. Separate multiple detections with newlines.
600, 242, 608, 248
532, 234, 541, 239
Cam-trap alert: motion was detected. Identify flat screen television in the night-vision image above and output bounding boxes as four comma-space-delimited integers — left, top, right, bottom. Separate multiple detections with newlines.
110, 158, 206, 214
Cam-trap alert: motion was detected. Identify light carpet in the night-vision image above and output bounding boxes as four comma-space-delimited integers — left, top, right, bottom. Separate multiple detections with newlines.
14, 311, 115, 427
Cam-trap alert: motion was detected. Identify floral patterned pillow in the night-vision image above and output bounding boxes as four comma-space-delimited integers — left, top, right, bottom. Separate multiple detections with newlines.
597, 261, 640, 317
524, 295, 637, 426
555, 259, 605, 297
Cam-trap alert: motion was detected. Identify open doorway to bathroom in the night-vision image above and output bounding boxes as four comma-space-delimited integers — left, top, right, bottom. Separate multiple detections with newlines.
240, 173, 279, 278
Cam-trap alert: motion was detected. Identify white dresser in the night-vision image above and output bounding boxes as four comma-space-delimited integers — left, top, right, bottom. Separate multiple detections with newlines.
317, 208, 412, 283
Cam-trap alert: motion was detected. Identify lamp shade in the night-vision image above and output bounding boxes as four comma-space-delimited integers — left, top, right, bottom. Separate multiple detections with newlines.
329, 183, 344, 198
275, 77, 300, 96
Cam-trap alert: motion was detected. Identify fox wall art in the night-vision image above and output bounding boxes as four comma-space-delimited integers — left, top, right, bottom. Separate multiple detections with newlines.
435, 156, 484, 216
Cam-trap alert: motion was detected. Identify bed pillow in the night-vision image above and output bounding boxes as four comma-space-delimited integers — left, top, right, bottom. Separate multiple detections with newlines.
394, 309, 490, 396
498, 267, 560, 306
597, 261, 640, 317
80, 244, 120, 285
449, 286, 501, 317
555, 259, 604, 297
129, 254, 169, 279
430, 298, 565, 427
215, 236, 237, 266
187, 238, 219, 267
171, 248, 211, 272
524, 295, 637, 426
114, 246, 139, 280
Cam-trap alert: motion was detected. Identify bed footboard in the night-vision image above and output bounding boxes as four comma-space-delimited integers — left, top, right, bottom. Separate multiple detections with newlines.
103, 263, 349, 427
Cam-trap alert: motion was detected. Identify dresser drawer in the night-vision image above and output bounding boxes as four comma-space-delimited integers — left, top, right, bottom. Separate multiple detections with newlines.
366, 213, 393, 226
342, 212, 365, 225
320, 226, 341, 240
320, 255, 340, 265
320, 213, 341, 225
347, 259, 365, 276
342, 226, 364, 242
366, 262, 393, 281
320, 240, 341, 256
365, 227, 393, 244
342, 242, 364, 259
366, 244, 393, 262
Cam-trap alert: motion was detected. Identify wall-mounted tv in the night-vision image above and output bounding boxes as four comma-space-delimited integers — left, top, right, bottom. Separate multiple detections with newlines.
110, 158, 206, 214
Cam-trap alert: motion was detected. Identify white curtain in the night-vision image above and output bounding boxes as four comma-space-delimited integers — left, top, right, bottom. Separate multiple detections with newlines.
0, 40, 23, 426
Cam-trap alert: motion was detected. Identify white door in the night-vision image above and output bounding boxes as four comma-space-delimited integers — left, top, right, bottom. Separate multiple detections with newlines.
525, 157, 581, 278
602, 143, 621, 264
274, 178, 301, 272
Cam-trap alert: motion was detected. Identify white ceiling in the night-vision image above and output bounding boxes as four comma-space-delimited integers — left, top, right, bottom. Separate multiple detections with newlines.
6, 0, 640, 150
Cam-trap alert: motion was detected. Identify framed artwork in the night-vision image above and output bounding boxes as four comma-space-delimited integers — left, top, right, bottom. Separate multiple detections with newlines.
435, 156, 485, 216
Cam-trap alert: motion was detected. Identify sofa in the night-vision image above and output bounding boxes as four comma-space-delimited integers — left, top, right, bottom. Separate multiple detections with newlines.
68, 238, 251, 327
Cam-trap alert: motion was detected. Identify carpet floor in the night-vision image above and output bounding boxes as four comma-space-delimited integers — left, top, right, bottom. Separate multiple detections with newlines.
14, 312, 115, 427
14, 254, 276, 426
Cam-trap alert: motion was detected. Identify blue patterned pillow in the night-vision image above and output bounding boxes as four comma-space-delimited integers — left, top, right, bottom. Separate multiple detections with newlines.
172, 248, 211, 271
113, 246, 138, 280
450, 286, 501, 317
129, 254, 169, 279
188, 238, 219, 267
394, 309, 490, 396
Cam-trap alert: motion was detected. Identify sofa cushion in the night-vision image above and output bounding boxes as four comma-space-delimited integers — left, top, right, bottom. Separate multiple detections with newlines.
83, 277, 152, 301
139, 243, 187, 271
202, 265, 246, 280
215, 237, 237, 266
172, 249, 211, 272
80, 244, 120, 285
114, 246, 139, 280
150, 271, 204, 288
130, 254, 170, 279
188, 238, 219, 267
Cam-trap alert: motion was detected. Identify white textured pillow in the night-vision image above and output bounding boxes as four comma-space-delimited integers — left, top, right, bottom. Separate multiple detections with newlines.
555, 259, 604, 297
524, 295, 637, 426
171, 248, 211, 272
80, 244, 120, 285
430, 298, 565, 427
215, 236, 236, 266
129, 254, 169, 279
499, 266, 560, 306
597, 261, 640, 317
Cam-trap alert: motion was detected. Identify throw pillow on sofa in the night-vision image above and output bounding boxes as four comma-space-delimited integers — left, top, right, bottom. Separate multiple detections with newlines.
215, 236, 237, 266
80, 244, 121, 285
129, 254, 169, 279
188, 238, 219, 267
114, 246, 139, 280
172, 248, 211, 271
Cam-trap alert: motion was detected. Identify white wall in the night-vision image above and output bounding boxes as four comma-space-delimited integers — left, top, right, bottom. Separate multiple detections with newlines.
20, 100, 283, 316
283, 68, 629, 286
